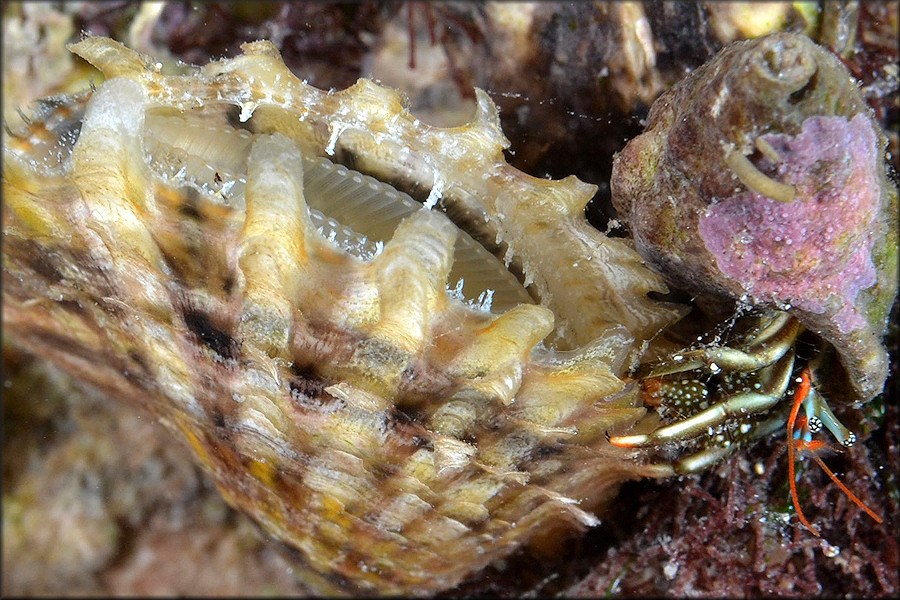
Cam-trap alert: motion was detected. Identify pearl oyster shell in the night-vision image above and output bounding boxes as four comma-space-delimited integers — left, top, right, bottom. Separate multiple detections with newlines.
2, 37, 684, 594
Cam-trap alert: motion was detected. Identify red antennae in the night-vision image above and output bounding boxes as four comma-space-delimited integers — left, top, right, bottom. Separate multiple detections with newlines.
787, 367, 818, 536
807, 447, 883, 523
786, 366, 883, 534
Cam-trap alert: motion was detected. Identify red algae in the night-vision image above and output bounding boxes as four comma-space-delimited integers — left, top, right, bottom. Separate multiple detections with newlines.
699, 114, 880, 334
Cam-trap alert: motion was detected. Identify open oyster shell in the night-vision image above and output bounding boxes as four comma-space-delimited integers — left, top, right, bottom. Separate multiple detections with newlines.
2, 37, 685, 594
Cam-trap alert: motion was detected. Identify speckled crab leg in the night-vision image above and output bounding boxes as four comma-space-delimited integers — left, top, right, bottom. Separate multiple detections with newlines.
636, 311, 801, 379
674, 412, 785, 474
611, 347, 795, 448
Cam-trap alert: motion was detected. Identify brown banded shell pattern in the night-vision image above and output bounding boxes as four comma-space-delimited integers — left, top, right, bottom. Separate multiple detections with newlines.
2, 37, 683, 595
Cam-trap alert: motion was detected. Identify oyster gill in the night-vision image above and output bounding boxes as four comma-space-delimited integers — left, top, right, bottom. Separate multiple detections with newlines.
2, 37, 683, 594
142, 110, 533, 312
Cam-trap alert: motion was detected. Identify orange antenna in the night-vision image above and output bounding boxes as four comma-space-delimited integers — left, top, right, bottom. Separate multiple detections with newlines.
805, 446, 883, 523
786, 367, 882, 536
787, 367, 818, 536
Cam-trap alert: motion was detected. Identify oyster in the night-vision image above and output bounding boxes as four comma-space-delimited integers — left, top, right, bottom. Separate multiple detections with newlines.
2, 36, 684, 595
612, 32, 899, 404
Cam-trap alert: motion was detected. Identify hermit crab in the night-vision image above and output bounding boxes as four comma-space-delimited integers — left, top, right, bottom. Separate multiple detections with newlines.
610, 32, 898, 533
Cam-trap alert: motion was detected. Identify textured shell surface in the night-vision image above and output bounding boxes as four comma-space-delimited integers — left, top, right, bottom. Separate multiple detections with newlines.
1, 36, 688, 595
612, 32, 899, 405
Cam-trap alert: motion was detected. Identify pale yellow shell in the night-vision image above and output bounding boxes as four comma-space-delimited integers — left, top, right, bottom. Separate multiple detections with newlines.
2, 37, 685, 594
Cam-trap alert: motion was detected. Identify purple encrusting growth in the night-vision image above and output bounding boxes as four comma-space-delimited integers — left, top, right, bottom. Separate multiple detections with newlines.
698, 115, 880, 334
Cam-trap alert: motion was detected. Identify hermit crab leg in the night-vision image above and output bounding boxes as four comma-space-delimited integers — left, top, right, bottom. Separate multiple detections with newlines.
636, 311, 801, 379
674, 412, 784, 474
611, 348, 795, 448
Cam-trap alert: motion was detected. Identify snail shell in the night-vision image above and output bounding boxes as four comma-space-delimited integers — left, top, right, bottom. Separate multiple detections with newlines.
2, 37, 683, 594
612, 32, 899, 403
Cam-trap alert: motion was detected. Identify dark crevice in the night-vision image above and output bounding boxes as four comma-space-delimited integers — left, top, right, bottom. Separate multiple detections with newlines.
788, 69, 819, 105
288, 363, 329, 400
183, 309, 238, 360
